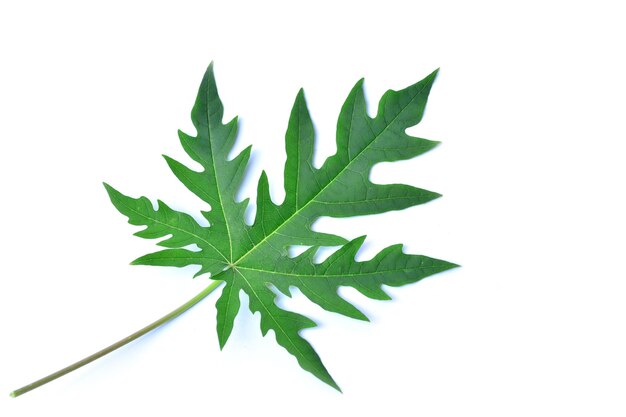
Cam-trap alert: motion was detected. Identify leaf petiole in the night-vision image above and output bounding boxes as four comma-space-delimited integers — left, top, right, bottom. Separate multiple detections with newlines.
10, 279, 224, 398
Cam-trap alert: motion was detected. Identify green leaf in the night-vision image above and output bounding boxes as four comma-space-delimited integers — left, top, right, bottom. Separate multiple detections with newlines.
106, 63, 458, 391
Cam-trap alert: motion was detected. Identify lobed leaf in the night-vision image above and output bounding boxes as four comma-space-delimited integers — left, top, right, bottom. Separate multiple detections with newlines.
106, 63, 457, 390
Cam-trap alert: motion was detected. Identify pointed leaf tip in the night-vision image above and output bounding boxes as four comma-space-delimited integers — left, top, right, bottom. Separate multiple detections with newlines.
354, 235, 367, 244
293, 88, 308, 110
352, 77, 365, 93
199, 61, 218, 91
444, 261, 461, 270
426, 68, 440, 83
103, 182, 120, 200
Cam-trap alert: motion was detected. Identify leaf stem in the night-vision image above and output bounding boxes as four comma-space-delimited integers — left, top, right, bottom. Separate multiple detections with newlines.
10, 279, 224, 398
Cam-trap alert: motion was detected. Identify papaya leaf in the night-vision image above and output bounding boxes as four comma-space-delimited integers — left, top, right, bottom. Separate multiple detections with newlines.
105, 63, 457, 391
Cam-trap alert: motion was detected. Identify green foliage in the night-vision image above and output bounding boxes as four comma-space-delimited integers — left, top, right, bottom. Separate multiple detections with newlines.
105, 63, 457, 391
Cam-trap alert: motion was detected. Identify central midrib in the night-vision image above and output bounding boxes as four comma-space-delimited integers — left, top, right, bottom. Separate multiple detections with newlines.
228, 81, 430, 268
206, 87, 234, 262
233, 268, 311, 361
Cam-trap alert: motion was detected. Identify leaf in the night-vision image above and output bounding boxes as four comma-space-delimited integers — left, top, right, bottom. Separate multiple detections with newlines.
105, 63, 458, 391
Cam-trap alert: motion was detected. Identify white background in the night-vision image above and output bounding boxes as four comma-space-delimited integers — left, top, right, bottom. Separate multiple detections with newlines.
1, 1, 625, 416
